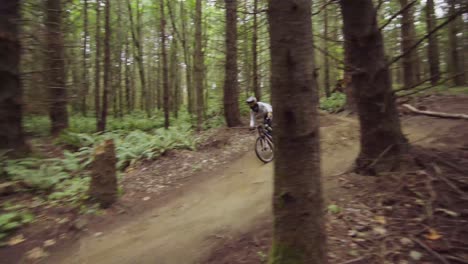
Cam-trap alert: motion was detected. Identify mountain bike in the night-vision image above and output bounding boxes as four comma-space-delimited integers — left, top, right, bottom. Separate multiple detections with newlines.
255, 124, 274, 163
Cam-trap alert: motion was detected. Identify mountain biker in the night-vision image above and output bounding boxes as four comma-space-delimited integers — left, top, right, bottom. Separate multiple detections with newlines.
246, 96, 273, 133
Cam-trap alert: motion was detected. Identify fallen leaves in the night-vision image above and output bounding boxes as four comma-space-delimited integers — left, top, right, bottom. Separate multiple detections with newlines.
409, 250, 423, 261
26, 247, 49, 260
425, 228, 442, 241
7, 234, 25, 246
374, 215, 386, 225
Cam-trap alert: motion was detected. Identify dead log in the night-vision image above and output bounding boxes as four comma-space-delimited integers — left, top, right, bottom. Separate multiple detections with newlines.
402, 104, 468, 120
89, 139, 118, 208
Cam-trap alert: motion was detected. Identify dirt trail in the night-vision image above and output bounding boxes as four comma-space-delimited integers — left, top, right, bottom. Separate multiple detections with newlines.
44, 114, 454, 264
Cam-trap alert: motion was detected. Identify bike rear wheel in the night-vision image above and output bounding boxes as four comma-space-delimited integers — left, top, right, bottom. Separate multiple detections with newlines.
255, 136, 274, 163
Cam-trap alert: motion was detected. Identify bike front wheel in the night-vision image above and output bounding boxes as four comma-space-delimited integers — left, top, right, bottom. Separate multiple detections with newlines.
255, 136, 274, 163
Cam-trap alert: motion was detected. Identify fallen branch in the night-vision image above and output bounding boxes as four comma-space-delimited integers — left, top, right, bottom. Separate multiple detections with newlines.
402, 104, 468, 120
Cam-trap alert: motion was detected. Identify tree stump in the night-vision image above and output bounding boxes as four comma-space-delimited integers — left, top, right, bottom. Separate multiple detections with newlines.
89, 139, 117, 208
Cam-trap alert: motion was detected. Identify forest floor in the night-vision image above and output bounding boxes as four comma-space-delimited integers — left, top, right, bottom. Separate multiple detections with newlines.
204, 94, 468, 264
1, 93, 467, 263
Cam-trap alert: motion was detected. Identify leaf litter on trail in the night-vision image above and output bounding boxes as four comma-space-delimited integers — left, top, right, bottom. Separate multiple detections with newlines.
26, 247, 49, 260
7, 234, 26, 246
425, 228, 442, 240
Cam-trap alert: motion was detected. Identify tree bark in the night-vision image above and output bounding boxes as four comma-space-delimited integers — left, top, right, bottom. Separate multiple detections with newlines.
124, 36, 132, 114
267, 0, 326, 263
81, 0, 90, 116
447, 0, 465, 86
127, 0, 149, 115
95, 0, 102, 122
194, 0, 205, 130
340, 0, 408, 174
46, 0, 69, 136
399, 0, 421, 88
180, 1, 194, 115
160, 0, 170, 129
98, 0, 111, 132
223, 0, 243, 127
252, 0, 261, 101
323, 0, 331, 97
425, 0, 440, 85
89, 139, 118, 208
0, 0, 28, 155
170, 38, 180, 118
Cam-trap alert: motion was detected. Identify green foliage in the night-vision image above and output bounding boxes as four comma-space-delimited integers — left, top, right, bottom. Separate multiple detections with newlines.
0, 210, 34, 240
55, 125, 197, 171
23, 116, 50, 137
319, 93, 346, 112
115, 126, 197, 170
327, 204, 342, 214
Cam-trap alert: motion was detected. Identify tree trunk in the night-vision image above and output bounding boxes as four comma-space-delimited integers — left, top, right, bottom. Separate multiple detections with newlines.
252, 0, 261, 101
98, 0, 111, 132
194, 0, 204, 130
341, 0, 408, 174
224, 0, 242, 127
161, 0, 170, 129
0, 0, 28, 155
170, 38, 180, 118
124, 36, 131, 114
81, 0, 89, 116
399, 0, 421, 88
180, 1, 194, 115
95, 0, 102, 121
127, 0, 148, 115
323, 0, 331, 97
425, 0, 440, 85
447, 0, 465, 86
89, 139, 118, 208
267, 0, 326, 263
46, 0, 69, 136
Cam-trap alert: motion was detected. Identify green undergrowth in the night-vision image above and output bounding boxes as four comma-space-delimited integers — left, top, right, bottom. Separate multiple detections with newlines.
319, 92, 346, 113
0, 206, 34, 241
2, 110, 222, 222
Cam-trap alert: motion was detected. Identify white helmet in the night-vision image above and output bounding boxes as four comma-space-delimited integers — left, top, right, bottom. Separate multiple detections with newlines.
246, 96, 257, 105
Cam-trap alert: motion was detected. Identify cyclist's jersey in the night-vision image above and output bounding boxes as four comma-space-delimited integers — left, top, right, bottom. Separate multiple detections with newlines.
250, 102, 273, 128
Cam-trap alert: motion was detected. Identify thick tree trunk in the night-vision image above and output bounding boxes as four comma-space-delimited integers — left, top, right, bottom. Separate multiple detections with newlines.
242, 0, 251, 98
399, 0, 421, 88
224, 0, 242, 127
81, 0, 89, 116
0, 0, 28, 155
252, 0, 261, 101
194, 0, 205, 130
46, 0, 69, 136
95, 1, 102, 121
124, 36, 131, 114
340, 0, 408, 174
447, 0, 465, 86
170, 39, 180, 118
323, 0, 331, 97
180, 1, 194, 115
161, 0, 170, 129
127, 0, 148, 115
425, 0, 440, 85
98, 0, 111, 132
267, 1, 326, 263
